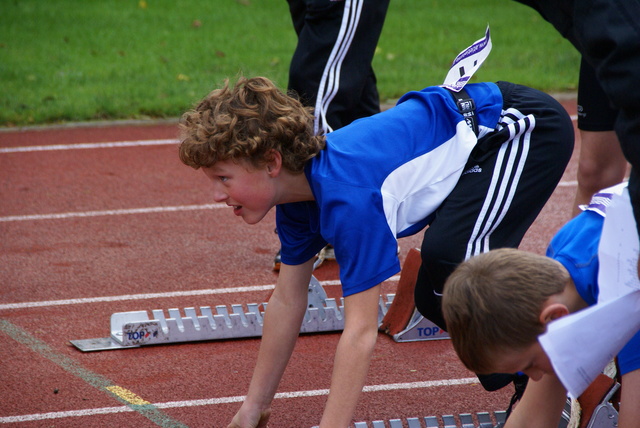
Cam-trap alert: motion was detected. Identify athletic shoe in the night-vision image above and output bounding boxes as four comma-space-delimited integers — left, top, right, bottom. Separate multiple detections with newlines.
321, 244, 335, 260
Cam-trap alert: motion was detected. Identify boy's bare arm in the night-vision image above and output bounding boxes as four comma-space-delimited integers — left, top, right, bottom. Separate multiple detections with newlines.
319, 284, 382, 428
619, 368, 640, 428
504, 373, 567, 428
228, 259, 316, 428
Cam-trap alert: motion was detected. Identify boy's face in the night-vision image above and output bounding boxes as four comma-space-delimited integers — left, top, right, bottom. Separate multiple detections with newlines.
490, 341, 554, 382
202, 159, 276, 225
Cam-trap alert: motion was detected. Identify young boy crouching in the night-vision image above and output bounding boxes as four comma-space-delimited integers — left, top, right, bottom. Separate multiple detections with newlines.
178, 75, 574, 427
442, 194, 640, 427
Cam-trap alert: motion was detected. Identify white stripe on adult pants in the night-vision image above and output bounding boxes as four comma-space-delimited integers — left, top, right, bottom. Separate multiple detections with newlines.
314, 0, 363, 134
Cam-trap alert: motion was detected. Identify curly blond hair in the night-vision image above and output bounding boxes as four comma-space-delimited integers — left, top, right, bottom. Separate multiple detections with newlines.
178, 76, 325, 173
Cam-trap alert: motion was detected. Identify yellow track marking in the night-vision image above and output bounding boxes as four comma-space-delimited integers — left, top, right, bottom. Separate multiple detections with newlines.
105, 386, 151, 405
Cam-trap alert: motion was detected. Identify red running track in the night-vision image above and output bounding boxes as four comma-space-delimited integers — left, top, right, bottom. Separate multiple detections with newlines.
0, 98, 579, 428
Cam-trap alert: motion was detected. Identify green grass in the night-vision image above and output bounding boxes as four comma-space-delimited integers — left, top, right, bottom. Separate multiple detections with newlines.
0, 0, 579, 127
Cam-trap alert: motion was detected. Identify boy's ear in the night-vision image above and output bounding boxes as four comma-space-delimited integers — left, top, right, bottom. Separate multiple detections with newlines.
539, 302, 570, 325
265, 149, 283, 177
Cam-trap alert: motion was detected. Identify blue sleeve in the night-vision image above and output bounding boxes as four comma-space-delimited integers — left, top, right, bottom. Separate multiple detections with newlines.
276, 202, 327, 266
546, 210, 603, 305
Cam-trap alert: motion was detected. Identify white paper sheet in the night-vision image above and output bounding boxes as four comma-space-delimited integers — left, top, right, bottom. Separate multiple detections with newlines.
539, 186, 640, 399
539, 291, 640, 398
597, 186, 640, 302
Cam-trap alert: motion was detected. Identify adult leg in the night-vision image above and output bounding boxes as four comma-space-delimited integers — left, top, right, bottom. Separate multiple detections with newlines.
573, 0, 640, 236
287, 0, 389, 134
286, 0, 306, 36
573, 58, 627, 216
513, 0, 640, 240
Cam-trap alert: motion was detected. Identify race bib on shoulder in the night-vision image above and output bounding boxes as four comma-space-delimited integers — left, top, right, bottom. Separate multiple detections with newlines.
441, 25, 492, 92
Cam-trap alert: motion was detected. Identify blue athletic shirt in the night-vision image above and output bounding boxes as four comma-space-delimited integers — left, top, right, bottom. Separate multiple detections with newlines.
546, 187, 640, 375
276, 82, 503, 297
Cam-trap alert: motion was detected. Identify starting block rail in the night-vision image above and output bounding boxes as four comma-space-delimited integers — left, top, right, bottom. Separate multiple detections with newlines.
71, 258, 449, 351
350, 411, 506, 428
350, 397, 615, 428
71, 276, 397, 351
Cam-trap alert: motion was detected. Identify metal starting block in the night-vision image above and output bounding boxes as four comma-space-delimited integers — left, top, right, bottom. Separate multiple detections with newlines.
585, 382, 620, 428
256, 397, 617, 428
351, 411, 507, 428
389, 308, 450, 342
71, 264, 449, 351
71, 276, 395, 351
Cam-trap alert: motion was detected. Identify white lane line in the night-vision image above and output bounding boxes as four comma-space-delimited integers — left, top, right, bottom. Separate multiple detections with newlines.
0, 113, 578, 154
0, 180, 578, 223
0, 139, 178, 153
0, 278, 379, 311
0, 406, 132, 423
0, 377, 478, 424
0, 285, 278, 311
0, 204, 226, 222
